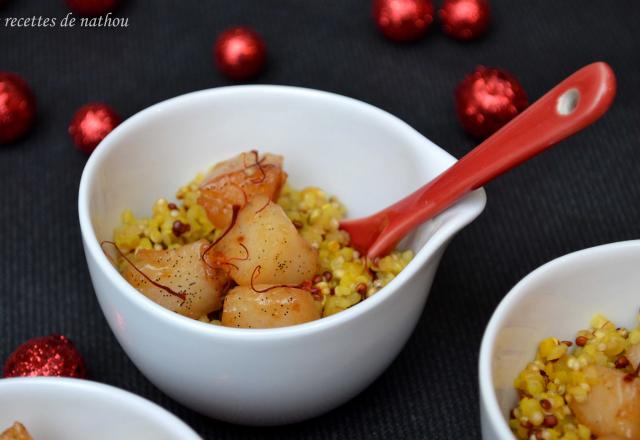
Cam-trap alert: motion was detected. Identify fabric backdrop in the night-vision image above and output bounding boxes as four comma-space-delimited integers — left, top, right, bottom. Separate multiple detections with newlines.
2, 1, 639, 438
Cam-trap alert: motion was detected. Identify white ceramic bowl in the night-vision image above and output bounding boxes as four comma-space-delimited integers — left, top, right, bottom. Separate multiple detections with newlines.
479, 240, 640, 439
78, 85, 486, 425
0, 377, 201, 439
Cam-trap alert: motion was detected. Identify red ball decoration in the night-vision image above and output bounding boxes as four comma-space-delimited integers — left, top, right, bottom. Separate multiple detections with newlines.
0, 72, 36, 145
66, 0, 121, 16
373, 0, 434, 43
439, 0, 490, 41
214, 27, 267, 81
4, 335, 87, 378
456, 66, 528, 139
69, 103, 121, 154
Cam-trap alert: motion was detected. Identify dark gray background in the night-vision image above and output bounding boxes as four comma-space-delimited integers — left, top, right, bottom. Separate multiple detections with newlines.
1, 1, 639, 438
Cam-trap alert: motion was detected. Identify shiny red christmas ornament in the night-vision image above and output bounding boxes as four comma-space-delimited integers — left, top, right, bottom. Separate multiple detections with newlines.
66, 0, 121, 16
456, 66, 528, 139
0, 72, 36, 145
214, 27, 266, 81
439, 0, 490, 41
373, 0, 434, 42
69, 103, 121, 154
3, 335, 87, 378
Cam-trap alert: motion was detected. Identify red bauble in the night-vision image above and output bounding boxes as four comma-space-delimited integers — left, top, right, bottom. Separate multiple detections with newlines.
69, 103, 121, 154
214, 27, 266, 81
373, 0, 434, 43
66, 0, 120, 16
439, 0, 490, 41
0, 72, 36, 145
456, 66, 528, 139
4, 335, 87, 378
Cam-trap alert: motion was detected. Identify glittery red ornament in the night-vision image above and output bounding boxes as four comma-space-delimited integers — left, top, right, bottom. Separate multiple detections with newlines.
66, 0, 121, 16
69, 103, 121, 154
373, 0, 434, 43
4, 335, 87, 378
439, 0, 490, 41
214, 27, 266, 81
0, 72, 36, 145
456, 66, 528, 139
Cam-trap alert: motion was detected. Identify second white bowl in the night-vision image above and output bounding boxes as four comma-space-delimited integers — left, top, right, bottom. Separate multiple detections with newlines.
0, 377, 201, 440
479, 241, 640, 439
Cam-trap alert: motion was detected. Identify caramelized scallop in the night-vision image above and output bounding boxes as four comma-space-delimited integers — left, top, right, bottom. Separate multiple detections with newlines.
198, 151, 287, 230
221, 285, 321, 328
121, 240, 228, 319
204, 195, 318, 286
569, 365, 640, 439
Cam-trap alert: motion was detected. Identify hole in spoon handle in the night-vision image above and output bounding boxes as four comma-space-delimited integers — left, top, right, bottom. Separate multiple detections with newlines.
556, 88, 580, 115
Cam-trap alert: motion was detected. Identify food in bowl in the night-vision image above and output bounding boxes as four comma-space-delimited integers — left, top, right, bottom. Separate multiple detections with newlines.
108, 151, 413, 328
0, 422, 32, 440
510, 313, 640, 440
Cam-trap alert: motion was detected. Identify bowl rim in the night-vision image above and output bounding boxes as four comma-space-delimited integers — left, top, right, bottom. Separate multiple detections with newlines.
78, 84, 486, 339
478, 239, 640, 439
0, 377, 202, 439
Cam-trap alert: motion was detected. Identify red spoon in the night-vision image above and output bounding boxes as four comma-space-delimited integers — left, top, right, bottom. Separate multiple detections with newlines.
341, 62, 617, 259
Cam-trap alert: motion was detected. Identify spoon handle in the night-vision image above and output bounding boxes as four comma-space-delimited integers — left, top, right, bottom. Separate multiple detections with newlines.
370, 62, 616, 256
